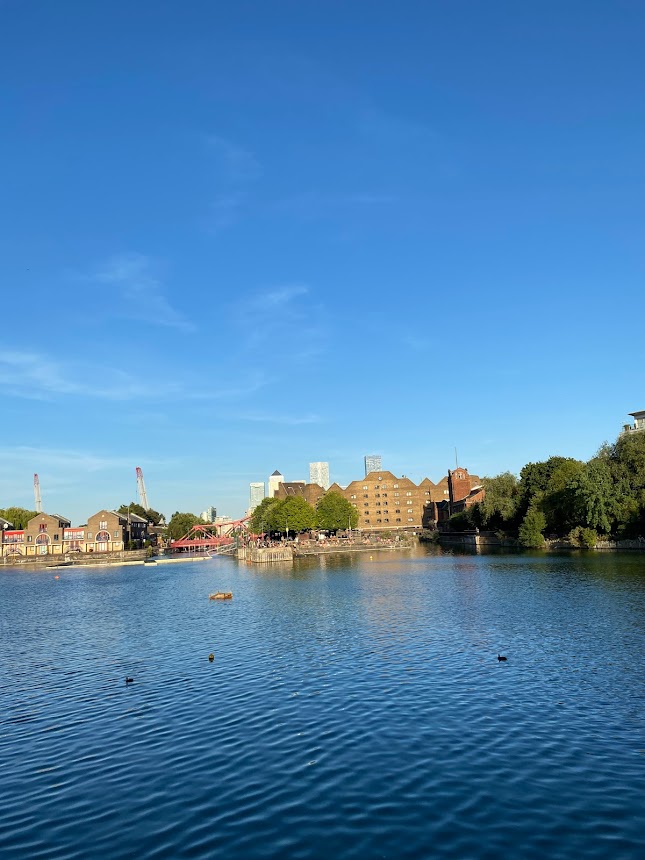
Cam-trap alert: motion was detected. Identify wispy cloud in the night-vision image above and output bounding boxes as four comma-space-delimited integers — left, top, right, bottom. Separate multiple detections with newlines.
206, 133, 262, 182
234, 411, 323, 426
232, 283, 328, 358
0, 350, 267, 403
0, 446, 170, 473
244, 284, 310, 312
268, 190, 395, 221
94, 253, 195, 332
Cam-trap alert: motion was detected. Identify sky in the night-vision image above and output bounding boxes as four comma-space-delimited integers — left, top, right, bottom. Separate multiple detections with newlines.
1, 0, 644, 523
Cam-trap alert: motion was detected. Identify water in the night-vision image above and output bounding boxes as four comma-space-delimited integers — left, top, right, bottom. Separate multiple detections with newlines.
1, 549, 643, 859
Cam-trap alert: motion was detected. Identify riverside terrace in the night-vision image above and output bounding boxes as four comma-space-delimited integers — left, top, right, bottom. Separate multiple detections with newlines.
0, 510, 149, 558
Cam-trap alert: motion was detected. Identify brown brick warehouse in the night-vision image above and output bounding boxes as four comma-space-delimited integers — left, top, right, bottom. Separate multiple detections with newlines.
273, 468, 484, 531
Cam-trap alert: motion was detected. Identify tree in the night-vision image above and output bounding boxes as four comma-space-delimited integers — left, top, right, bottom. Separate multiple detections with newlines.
518, 506, 546, 548
280, 496, 316, 535
541, 459, 585, 534
568, 459, 616, 535
478, 472, 520, 528
167, 512, 201, 541
315, 491, 359, 532
117, 503, 164, 525
248, 497, 282, 534
0, 507, 37, 529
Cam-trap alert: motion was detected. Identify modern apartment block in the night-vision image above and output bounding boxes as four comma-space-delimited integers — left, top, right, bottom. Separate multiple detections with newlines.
623, 410, 645, 433
364, 454, 382, 477
200, 506, 217, 523
268, 470, 284, 498
249, 482, 265, 512
309, 462, 330, 490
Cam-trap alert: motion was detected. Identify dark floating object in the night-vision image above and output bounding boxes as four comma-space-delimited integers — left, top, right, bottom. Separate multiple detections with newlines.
209, 591, 233, 600
125, 677, 134, 684
497, 654, 507, 662
208, 653, 215, 662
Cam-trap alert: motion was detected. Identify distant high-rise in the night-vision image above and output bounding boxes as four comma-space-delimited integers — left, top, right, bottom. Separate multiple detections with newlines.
200, 505, 217, 523
364, 454, 382, 476
309, 462, 330, 490
268, 470, 283, 498
249, 482, 265, 512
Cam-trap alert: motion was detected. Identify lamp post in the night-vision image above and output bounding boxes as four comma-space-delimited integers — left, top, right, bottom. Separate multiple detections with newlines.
285, 519, 289, 542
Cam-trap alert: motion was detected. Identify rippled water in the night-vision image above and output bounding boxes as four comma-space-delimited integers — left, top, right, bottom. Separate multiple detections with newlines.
1, 549, 644, 859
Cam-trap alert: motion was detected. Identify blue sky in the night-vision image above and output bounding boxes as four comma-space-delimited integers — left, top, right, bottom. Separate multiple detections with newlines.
1, 0, 644, 523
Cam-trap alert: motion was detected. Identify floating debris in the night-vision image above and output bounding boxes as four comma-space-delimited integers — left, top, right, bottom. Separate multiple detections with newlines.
209, 592, 233, 600
208, 653, 215, 662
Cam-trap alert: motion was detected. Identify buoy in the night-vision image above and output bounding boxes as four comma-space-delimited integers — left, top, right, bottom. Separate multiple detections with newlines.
54, 575, 60, 580
208, 653, 214, 662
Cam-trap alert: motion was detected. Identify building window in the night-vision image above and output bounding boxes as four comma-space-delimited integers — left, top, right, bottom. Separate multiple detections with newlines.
382, 493, 387, 497
363, 494, 369, 498
53, 534, 59, 541
350, 494, 356, 499
376, 518, 382, 523
396, 518, 401, 522
375, 493, 380, 498
375, 502, 381, 507
393, 484, 398, 489
406, 492, 412, 497
395, 509, 400, 513
365, 519, 370, 524
394, 492, 400, 497
39, 524, 47, 533
364, 502, 369, 507
425, 491, 430, 496
378, 476, 382, 481
384, 518, 389, 523
27, 535, 32, 542
363, 486, 368, 490
408, 518, 413, 522
114, 532, 120, 539
87, 532, 93, 539
99, 520, 107, 530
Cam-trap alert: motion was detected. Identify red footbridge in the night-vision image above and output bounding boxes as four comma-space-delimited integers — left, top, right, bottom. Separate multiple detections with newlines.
169, 518, 252, 553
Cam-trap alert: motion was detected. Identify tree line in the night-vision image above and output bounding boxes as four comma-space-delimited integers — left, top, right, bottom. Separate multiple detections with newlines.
451, 430, 645, 547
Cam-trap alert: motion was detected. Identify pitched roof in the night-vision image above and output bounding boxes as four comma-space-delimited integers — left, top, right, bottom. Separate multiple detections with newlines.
271, 470, 283, 476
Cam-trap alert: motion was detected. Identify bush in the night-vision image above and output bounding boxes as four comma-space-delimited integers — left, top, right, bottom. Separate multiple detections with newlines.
569, 526, 598, 549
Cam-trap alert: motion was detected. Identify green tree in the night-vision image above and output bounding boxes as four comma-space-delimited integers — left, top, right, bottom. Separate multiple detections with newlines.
315, 491, 359, 531
248, 497, 282, 534
518, 506, 546, 548
568, 459, 616, 535
478, 472, 520, 528
167, 511, 201, 541
280, 496, 316, 535
117, 503, 164, 525
0, 507, 37, 529
541, 459, 585, 534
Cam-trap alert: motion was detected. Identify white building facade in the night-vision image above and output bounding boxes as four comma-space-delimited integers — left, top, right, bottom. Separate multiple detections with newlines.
309, 462, 330, 490
268, 470, 283, 498
249, 482, 265, 511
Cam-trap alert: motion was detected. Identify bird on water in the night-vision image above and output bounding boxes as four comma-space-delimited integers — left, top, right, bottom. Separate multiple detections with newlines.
497, 654, 507, 662
125, 676, 134, 684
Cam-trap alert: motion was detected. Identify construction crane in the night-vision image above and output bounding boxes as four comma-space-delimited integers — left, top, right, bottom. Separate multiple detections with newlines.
34, 473, 43, 513
135, 467, 149, 511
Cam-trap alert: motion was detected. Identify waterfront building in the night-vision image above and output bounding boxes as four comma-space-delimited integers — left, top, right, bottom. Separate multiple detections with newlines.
309, 462, 330, 490
328, 468, 482, 531
275, 481, 326, 507
0, 510, 149, 557
23, 513, 71, 557
364, 454, 382, 476
249, 482, 265, 512
268, 470, 283, 498
623, 410, 645, 433
200, 505, 217, 523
